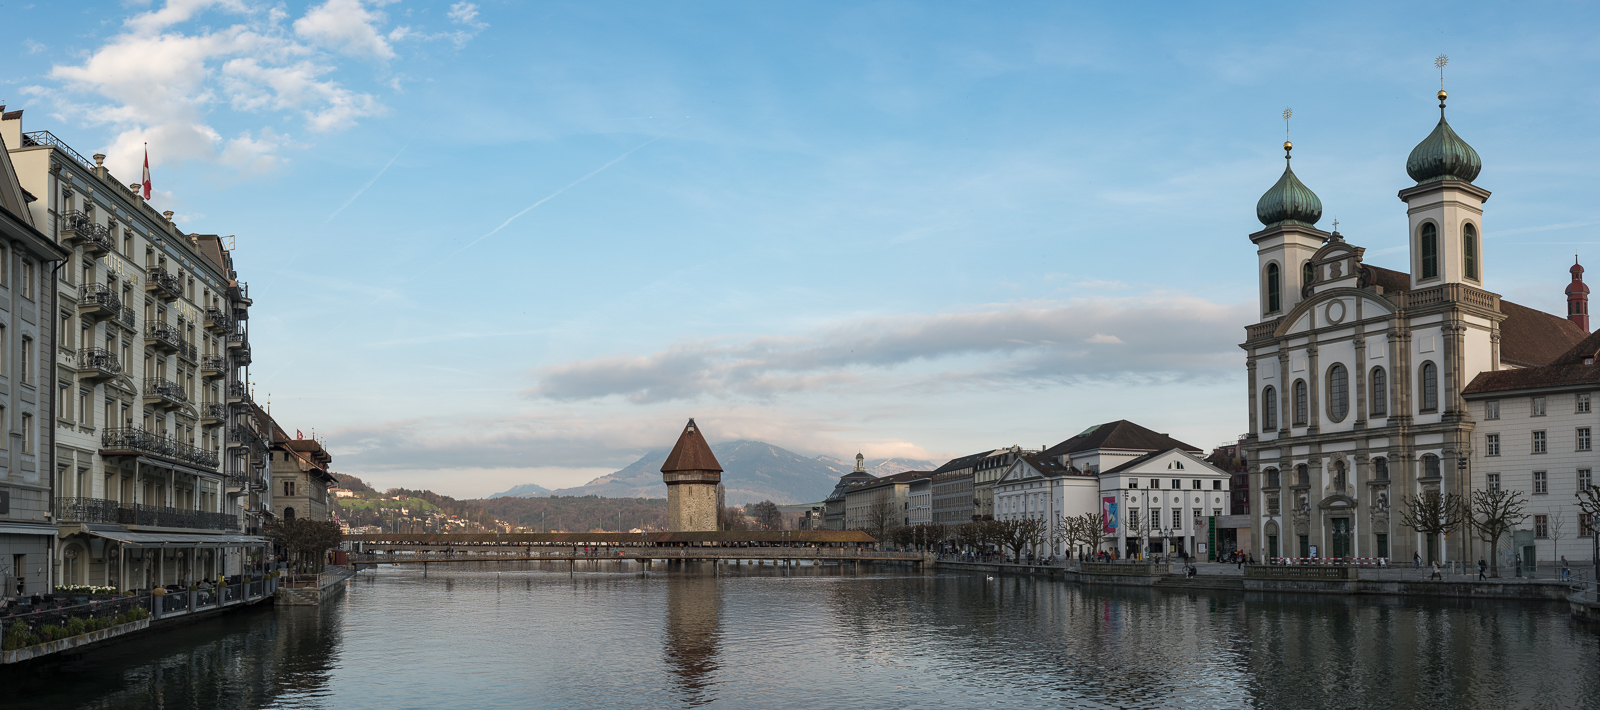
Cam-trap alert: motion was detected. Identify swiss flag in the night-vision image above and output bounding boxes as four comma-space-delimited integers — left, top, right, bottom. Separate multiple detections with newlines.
141, 146, 151, 200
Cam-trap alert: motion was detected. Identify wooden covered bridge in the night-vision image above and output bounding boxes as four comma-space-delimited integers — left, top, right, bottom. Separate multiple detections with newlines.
345, 530, 931, 568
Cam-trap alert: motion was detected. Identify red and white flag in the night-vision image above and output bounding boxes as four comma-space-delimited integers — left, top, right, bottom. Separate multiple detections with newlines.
141, 145, 152, 200
296, 429, 304, 439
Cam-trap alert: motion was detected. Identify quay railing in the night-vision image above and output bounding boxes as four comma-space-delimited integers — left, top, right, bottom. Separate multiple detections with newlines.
0, 595, 149, 637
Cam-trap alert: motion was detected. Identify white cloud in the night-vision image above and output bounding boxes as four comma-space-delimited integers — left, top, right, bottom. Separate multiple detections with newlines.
23, 39, 46, 54
447, 2, 487, 29
293, 0, 396, 61
38, 0, 390, 177
526, 293, 1252, 404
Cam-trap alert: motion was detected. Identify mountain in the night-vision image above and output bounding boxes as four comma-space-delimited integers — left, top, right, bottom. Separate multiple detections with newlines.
487, 483, 552, 499
546, 440, 917, 506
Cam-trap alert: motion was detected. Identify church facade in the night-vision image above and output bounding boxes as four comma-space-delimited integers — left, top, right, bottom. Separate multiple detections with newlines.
1242, 89, 1588, 564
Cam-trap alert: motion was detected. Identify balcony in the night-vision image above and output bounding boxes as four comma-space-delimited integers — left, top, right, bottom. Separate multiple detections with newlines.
76, 347, 121, 381
233, 303, 248, 321
115, 306, 136, 331
235, 342, 252, 366
145, 266, 182, 301
102, 427, 220, 471
226, 326, 247, 348
177, 339, 198, 364
146, 322, 182, 352
227, 381, 252, 405
78, 283, 121, 321
201, 402, 229, 425
143, 378, 187, 408
56, 498, 237, 531
201, 355, 227, 379
204, 307, 229, 333
59, 211, 113, 255
226, 425, 262, 450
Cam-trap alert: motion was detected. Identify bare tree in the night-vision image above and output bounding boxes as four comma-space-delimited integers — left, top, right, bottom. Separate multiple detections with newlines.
747, 500, 784, 531
1550, 511, 1566, 566
866, 499, 897, 541
1022, 517, 1050, 561
1401, 490, 1468, 566
1579, 484, 1600, 583
1468, 488, 1527, 578
1053, 512, 1103, 561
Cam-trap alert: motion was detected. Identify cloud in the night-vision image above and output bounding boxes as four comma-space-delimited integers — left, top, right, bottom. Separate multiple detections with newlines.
526, 293, 1252, 404
37, 0, 392, 178
447, 2, 487, 29
293, 0, 396, 61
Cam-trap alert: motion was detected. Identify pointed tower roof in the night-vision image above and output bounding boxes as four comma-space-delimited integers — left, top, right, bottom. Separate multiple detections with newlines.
1406, 90, 1481, 184
1256, 141, 1323, 227
661, 418, 723, 473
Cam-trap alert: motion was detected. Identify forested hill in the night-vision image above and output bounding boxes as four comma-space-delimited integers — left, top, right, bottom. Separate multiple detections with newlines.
467, 496, 668, 533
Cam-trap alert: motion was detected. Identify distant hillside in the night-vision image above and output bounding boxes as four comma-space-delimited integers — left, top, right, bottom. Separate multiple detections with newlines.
539, 441, 932, 506
468, 496, 668, 533
488, 483, 551, 499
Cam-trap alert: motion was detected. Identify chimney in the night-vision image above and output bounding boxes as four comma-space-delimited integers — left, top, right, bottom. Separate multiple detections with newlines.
1568, 256, 1590, 332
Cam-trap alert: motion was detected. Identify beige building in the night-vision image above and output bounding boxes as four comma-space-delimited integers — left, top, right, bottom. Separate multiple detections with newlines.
267, 413, 335, 522
2, 107, 269, 591
843, 470, 925, 533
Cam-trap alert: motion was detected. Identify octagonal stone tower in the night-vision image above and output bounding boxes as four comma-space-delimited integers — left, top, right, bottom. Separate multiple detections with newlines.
662, 419, 723, 532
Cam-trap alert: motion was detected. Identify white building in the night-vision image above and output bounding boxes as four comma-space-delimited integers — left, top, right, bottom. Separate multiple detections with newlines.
1100, 449, 1232, 559
1241, 89, 1589, 564
994, 453, 1095, 558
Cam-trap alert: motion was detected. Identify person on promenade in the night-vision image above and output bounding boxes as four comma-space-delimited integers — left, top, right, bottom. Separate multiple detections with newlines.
1413, 551, 1422, 569
1430, 561, 1442, 580
1562, 557, 1571, 581
1478, 558, 1488, 580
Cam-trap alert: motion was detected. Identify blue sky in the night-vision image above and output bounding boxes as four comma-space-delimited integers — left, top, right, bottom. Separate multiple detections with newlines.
7, 1, 1600, 497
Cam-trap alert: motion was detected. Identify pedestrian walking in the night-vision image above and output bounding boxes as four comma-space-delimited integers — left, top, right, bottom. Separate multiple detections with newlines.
1477, 558, 1487, 580
1562, 556, 1571, 581
1430, 561, 1441, 580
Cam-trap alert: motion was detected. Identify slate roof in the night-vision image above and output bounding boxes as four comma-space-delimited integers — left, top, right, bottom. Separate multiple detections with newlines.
1464, 327, 1600, 395
1011, 453, 1088, 478
1043, 420, 1199, 458
661, 418, 723, 473
1363, 265, 1583, 368
932, 449, 1002, 474
854, 470, 930, 491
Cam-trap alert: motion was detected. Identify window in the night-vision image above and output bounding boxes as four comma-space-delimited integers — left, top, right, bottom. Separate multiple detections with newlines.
1487, 473, 1500, 491
1296, 464, 1309, 486
1128, 479, 1139, 489
1371, 368, 1387, 416
1533, 431, 1547, 454
22, 260, 33, 299
1486, 434, 1500, 456
1128, 508, 1139, 529
1581, 394, 1593, 413
57, 383, 68, 419
1192, 480, 1202, 490
1420, 223, 1439, 279
1262, 386, 1278, 430
1582, 469, 1593, 491
1535, 515, 1548, 538
1534, 470, 1548, 494
79, 390, 89, 426
1302, 261, 1315, 289
20, 338, 31, 384
1422, 454, 1440, 478
1171, 509, 1182, 529
1171, 479, 1181, 489
1266, 263, 1281, 313
1533, 397, 1547, 416
1265, 468, 1280, 488
21, 414, 32, 454
1373, 457, 1389, 480
1327, 364, 1349, 422
1485, 400, 1500, 420
1580, 428, 1592, 452
1420, 362, 1438, 411
1294, 379, 1308, 425
1463, 223, 1478, 280
1213, 480, 1223, 490
1582, 513, 1595, 538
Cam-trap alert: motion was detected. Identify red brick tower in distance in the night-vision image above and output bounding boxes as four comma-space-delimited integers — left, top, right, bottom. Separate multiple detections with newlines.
661, 419, 723, 532
1568, 256, 1590, 332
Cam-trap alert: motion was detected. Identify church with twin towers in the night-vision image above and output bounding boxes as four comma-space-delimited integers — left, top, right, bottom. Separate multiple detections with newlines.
1243, 82, 1598, 566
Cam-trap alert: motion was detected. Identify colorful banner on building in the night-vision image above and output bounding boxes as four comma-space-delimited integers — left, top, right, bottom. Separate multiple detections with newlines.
1102, 497, 1118, 533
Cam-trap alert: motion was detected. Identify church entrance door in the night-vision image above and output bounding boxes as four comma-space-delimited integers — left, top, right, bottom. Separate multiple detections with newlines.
1331, 518, 1351, 559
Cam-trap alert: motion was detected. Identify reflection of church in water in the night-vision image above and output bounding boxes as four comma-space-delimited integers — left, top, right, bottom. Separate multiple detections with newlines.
1244, 86, 1589, 564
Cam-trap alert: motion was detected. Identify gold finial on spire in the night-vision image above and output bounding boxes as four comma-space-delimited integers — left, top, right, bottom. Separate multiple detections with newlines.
1282, 107, 1293, 158
1435, 54, 1449, 106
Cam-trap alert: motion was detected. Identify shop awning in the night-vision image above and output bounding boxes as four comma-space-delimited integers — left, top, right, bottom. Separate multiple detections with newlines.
83, 529, 267, 548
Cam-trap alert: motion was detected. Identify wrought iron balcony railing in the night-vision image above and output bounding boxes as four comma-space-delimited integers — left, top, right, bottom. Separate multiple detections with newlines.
235, 342, 252, 366
117, 306, 136, 330
177, 339, 198, 363
227, 381, 252, 403
202, 402, 229, 422
201, 355, 228, 378
76, 347, 121, 380
142, 377, 187, 407
145, 322, 182, 351
78, 282, 121, 320
204, 307, 229, 332
145, 266, 182, 301
56, 498, 237, 531
57, 211, 114, 254
102, 427, 220, 471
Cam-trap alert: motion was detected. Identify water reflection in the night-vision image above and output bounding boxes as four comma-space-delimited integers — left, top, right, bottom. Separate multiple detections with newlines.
662, 562, 722, 705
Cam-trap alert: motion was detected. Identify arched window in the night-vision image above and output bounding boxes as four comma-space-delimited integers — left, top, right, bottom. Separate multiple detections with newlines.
1420, 361, 1438, 411
1293, 379, 1308, 425
1265, 467, 1281, 488
1372, 457, 1389, 480
284, 507, 296, 520
1262, 386, 1278, 430
1370, 367, 1388, 416
1463, 223, 1479, 280
1302, 261, 1315, 289
1327, 364, 1349, 422
1421, 454, 1440, 478
1421, 223, 1439, 279
1296, 464, 1309, 486
1265, 263, 1281, 313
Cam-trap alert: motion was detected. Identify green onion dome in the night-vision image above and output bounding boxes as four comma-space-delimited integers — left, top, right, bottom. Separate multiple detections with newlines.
1406, 90, 1481, 184
1256, 141, 1323, 227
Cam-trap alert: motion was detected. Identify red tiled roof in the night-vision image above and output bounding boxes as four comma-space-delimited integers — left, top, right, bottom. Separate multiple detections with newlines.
661, 418, 722, 473
1497, 299, 1586, 368
1464, 327, 1600, 395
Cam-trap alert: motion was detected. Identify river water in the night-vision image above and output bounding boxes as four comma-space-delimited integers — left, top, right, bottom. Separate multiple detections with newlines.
6, 561, 1599, 709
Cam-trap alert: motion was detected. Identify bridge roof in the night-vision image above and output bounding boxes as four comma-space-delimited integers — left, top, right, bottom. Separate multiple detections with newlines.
346, 530, 877, 545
